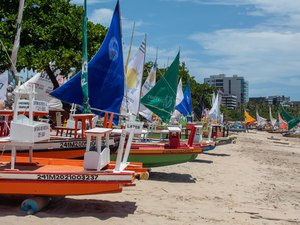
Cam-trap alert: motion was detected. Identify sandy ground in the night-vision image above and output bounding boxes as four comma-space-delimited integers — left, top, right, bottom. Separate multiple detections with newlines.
0, 131, 299, 225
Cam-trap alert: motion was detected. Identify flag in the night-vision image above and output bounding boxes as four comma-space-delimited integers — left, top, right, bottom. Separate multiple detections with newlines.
140, 52, 179, 123
121, 37, 146, 119
51, 0, 124, 124
175, 80, 193, 117
139, 60, 157, 121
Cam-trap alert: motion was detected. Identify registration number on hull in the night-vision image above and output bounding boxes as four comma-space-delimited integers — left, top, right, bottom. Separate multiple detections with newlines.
37, 174, 99, 181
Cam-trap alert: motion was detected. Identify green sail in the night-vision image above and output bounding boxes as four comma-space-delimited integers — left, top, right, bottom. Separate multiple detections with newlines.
140, 52, 179, 123
280, 105, 300, 130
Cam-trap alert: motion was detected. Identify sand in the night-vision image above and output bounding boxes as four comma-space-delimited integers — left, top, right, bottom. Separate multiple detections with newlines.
0, 131, 299, 225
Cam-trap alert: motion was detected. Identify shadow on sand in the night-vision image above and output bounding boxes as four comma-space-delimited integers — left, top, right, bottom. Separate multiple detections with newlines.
203, 152, 231, 157
192, 159, 213, 164
149, 171, 196, 183
0, 195, 137, 219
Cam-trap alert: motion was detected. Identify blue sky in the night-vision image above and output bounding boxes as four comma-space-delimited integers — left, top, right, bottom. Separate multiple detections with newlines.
72, 0, 300, 100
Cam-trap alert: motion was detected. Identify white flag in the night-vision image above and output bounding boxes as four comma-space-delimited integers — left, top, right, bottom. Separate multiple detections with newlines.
139, 61, 157, 121
121, 38, 146, 119
0, 71, 9, 100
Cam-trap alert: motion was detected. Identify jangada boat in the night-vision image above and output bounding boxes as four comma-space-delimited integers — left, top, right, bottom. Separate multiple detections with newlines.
0, 83, 148, 196
111, 124, 203, 168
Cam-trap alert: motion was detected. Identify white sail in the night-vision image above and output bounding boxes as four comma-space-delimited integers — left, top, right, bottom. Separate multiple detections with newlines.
0, 71, 9, 100
269, 106, 277, 127
139, 61, 157, 121
171, 78, 184, 120
256, 110, 267, 126
17, 72, 63, 110
121, 38, 146, 120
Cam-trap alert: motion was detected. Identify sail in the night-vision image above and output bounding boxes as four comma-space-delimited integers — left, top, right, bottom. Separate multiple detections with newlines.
209, 92, 220, 123
244, 110, 256, 125
256, 110, 267, 126
175, 80, 193, 117
278, 111, 288, 130
280, 105, 300, 130
0, 71, 8, 100
121, 37, 146, 119
171, 78, 184, 120
18, 72, 63, 110
211, 92, 215, 107
269, 106, 276, 127
51, 1, 124, 119
140, 52, 180, 123
139, 61, 157, 121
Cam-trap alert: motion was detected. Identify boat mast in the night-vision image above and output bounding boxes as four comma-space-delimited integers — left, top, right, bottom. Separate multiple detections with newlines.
10, 0, 25, 83
81, 0, 91, 113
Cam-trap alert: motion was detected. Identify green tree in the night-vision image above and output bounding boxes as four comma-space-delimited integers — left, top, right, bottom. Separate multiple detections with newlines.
0, 0, 107, 88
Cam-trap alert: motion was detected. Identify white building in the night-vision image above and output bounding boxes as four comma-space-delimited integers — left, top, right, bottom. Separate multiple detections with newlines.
204, 74, 249, 107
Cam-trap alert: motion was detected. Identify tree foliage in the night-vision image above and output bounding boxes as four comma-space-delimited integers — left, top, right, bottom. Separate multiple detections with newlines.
0, 0, 107, 77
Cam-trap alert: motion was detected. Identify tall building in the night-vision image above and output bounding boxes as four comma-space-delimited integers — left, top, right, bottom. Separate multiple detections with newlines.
204, 74, 249, 107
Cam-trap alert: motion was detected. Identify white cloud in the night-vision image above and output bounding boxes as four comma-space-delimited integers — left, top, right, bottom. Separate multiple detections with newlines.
163, 0, 300, 29
187, 28, 300, 97
89, 7, 144, 35
89, 8, 113, 27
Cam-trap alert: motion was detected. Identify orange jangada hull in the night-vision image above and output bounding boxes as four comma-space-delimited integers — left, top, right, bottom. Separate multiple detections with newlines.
0, 156, 147, 196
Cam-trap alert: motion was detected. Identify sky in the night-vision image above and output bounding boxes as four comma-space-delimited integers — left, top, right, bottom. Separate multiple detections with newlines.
71, 0, 300, 101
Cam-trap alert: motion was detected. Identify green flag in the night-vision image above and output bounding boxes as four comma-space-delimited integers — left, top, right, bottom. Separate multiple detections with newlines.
81, 0, 91, 113
280, 105, 300, 130
140, 52, 180, 123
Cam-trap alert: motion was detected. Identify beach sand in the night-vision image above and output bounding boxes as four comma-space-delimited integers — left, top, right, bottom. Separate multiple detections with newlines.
0, 131, 299, 225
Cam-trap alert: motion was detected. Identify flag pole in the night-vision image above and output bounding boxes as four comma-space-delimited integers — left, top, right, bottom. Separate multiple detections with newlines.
81, 0, 91, 113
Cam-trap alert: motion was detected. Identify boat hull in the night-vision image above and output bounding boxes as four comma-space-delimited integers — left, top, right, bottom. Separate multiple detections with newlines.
112, 148, 201, 168
0, 179, 125, 196
0, 156, 148, 196
1, 138, 119, 159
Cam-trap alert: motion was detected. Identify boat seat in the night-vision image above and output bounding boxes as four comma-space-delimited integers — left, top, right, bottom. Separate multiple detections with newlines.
84, 147, 110, 171
160, 129, 169, 142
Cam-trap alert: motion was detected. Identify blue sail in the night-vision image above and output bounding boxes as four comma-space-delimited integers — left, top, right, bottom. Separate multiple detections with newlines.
175, 81, 193, 117
50, 1, 124, 122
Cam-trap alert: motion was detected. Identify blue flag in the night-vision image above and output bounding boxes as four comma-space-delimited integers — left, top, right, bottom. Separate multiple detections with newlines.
175, 81, 193, 117
50, 1, 124, 123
